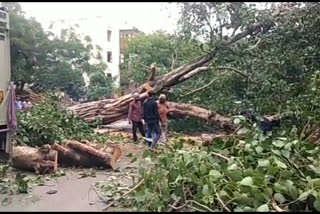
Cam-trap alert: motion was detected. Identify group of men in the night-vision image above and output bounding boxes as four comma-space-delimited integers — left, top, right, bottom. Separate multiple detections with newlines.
127, 91, 281, 149
128, 90, 169, 149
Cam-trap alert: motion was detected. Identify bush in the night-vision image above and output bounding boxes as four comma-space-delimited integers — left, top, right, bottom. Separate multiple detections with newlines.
14, 93, 107, 147
169, 117, 220, 134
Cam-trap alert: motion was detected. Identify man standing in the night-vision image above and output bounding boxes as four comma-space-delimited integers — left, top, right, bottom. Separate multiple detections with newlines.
128, 93, 145, 143
143, 90, 161, 149
158, 94, 169, 144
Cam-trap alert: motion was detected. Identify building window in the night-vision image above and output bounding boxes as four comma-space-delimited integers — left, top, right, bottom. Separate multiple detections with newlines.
120, 54, 124, 64
107, 30, 112, 42
107, 51, 112, 63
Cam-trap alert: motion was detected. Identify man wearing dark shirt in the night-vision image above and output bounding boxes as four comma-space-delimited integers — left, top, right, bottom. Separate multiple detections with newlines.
143, 90, 161, 149
128, 93, 145, 143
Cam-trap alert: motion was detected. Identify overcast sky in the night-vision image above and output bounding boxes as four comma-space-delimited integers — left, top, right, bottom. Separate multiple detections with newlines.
19, 2, 180, 34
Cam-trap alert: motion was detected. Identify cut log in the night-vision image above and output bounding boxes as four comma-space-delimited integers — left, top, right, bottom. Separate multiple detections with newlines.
65, 140, 116, 169
52, 140, 122, 169
12, 145, 58, 174
51, 143, 92, 167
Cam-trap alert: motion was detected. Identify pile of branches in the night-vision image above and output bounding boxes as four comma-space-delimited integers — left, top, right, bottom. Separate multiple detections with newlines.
95, 127, 320, 212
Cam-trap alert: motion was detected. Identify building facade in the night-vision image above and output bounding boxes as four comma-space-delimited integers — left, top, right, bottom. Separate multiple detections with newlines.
49, 16, 120, 87
119, 28, 144, 94
47, 18, 145, 91
119, 27, 144, 64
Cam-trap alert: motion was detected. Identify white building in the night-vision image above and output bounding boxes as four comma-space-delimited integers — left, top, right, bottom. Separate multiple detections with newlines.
48, 16, 120, 88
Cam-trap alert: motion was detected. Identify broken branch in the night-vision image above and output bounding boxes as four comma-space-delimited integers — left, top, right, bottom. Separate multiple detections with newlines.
215, 189, 231, 212
272, 200, 285, 212
211, 151, 230, 161
123, 179, 144, 197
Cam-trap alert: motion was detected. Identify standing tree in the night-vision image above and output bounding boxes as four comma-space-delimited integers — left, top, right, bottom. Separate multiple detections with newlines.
3, 2, 110, 100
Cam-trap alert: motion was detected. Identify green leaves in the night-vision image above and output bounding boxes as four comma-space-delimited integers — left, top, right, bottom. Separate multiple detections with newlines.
298, 191, 310, 201
274, 193, 286, 204
7, 3, 110, 100
258, 159, 270, 168
209, 170, 222, 179
255, 146, 264, 154
15, 94, 108, 146
93, 123, 320, 212
234, 118, 241, 125
202, 184, 210, 196
15, 173, 30, 194
273, 140, 285, 148
274, 158, 287, 169
257, 204, 269, 212
240, 177, 253, 186
314, 195, 320, 212
227, 164, 238, 171
0, 165, 9, 178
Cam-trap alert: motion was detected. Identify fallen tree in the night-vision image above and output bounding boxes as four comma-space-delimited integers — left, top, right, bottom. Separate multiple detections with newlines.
67, 58, 241, 130
68, 7, 293, 129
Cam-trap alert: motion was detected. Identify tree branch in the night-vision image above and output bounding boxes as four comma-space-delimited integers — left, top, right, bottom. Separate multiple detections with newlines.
148, 64, 156, 81
272, 200, 285, 212
224, 23, 265, 46
244, 38, 262, 51
215, 189, 231, 212
181, 66, 248, 97
137, 62, 150, 69
231, 25, 239, 37
182, 77, 218, 97
177, 66, 211, 83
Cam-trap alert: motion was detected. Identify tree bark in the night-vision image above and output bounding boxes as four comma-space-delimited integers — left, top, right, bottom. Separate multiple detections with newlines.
52, 140, 122, 169
51, 143, 91, 167
167, 102, 236, 132
68, 55, 212, 124
12, 145, 58, 174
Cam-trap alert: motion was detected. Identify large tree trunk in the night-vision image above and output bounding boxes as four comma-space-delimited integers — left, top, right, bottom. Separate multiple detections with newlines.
167, 102, 236, 132
12, 145, 58, 174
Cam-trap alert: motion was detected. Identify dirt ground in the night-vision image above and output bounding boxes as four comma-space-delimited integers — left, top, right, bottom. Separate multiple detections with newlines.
0, 142, 145, 212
